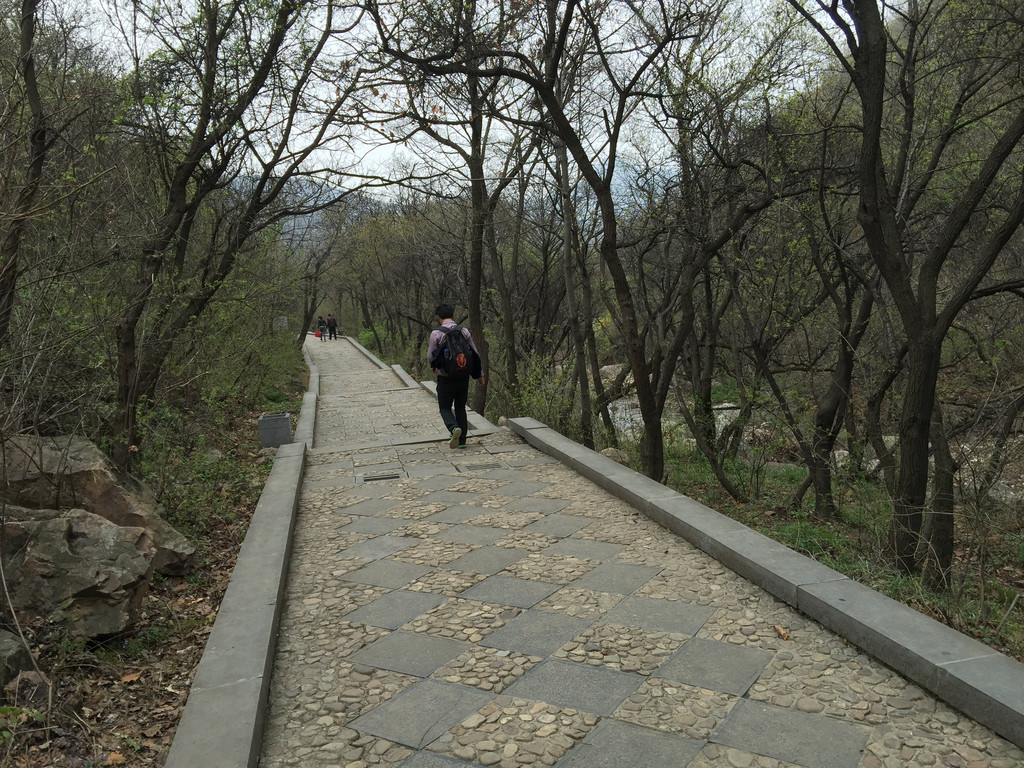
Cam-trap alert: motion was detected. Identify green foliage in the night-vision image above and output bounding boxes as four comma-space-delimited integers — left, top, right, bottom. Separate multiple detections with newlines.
135, 330, 306, 536
499, 360, 584, 441
0, 705, 44, 746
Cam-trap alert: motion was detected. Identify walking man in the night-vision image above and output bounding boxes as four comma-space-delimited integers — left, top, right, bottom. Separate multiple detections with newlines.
326, 314, 338, 340
427, 303, 485, 449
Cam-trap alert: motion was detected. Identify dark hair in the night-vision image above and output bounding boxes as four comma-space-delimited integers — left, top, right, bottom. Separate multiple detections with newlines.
435, 303, 455, 319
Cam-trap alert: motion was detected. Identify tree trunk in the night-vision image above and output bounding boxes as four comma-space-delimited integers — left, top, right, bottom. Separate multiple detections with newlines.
0, 0, 48, 353
923, 405, 955, 590
891, 338, 941, 573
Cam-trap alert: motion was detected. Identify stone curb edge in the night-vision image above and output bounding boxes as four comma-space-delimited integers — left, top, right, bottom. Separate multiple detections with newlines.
346, 335, 391, 370
506, 417, 1024, 749
163, 346, 319, 768
417, 377, 499, 433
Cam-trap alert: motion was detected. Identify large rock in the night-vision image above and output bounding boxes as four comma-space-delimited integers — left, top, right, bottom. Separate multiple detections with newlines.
0, 631, 32, 688
600, 447, 630, 465
2, 507, 155, 638
3, 435, 194, 575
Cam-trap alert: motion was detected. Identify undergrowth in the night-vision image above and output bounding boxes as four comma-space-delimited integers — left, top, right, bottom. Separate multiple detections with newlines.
2, 330, 308, 767
661, 443, 1024, 662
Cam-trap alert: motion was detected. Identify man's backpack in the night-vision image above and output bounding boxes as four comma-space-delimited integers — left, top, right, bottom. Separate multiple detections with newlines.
433, 325, 474, 377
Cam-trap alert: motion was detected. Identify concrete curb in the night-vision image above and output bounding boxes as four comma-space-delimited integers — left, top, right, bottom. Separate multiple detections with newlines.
391, 364, 420, 389
346, 336, 391, 370
164, 350, 319, 768
506, 418, 1024, 749
295, 347, 317, 448
417, 378, 499, 434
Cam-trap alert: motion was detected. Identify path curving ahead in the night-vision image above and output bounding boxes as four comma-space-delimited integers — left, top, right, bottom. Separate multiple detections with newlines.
257, 337, 1024, 768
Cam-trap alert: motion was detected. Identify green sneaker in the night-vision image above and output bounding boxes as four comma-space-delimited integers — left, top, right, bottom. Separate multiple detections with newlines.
449, 427, 462, 449
457, 444, 467, 449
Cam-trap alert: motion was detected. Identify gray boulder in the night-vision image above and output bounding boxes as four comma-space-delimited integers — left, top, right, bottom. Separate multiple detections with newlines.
600, 447, 630, 465
2, 507, 154, 638
3, 435, 194, 575
0, 631, 32, 688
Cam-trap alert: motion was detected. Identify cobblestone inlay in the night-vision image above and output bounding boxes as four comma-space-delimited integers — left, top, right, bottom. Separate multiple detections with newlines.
405, 568, 489, 596
380, 485, 434, 501
493, 531, 557, 552
689, 744, 801, 768
306, 449, 356, 466
259, 342, 1024, 768
745, 637, 1024, 766
380, 501, 451, 520
571, 516, 663, 547
336, 531, 380, 551
274, 620, 391, 661
553, 622, 687, 675
504, 553, 597, 584
533, 587, 622, 619
430, 647, 543, 693
427, 697, 599, 767
261, 728, 414, 767
469, 494, 520, 510
637, 559, 771, 611
466, 510, 547, 529
390, 540, 478, 566
320, 662, 419, 723
612, 678, 738, 740
329, 557, 369, 578
402, 598, 522, 643
393, 520, 454, 539
444, 478, 512, 493
326, 494, 373, 509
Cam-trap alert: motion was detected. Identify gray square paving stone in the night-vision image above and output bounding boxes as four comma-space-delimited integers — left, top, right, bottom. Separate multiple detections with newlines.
552, 718, 704, 768
446, 546, 526, 575
433, 524, 506, 546
460, 575, 561, 609
349, 679, 494, 749
342, 497, 403, 516
600, 595, 715, 636
656, 637, 775, 696
479, 469, 539, 482
497, 481, 554, 497
571, 563, 661, 595
343, 590, 447, 630
342, 535, 420, 560
481, 610, 593, 658
425, 506, 489, 524
347, 631, 470, 677
501, 497, 570, 515
410, 475, 463, 491
504, 659, 645, 716
522, 514, 590, 538
343, 559, 433, 589
398, 754, 484, 768
421, 490, 479, 505
711, 698, 870, 768
341, 517, 408, 534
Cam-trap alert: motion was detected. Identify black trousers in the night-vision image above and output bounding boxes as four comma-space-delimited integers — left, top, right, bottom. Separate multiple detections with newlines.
436, 374, 469, 445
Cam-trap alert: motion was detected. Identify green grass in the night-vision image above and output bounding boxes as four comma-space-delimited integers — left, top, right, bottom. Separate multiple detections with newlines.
661, 442, 1024, 660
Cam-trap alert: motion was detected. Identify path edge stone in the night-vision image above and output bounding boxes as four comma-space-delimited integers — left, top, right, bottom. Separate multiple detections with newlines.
507, 417, 1024, 749
164, 366, 316, 768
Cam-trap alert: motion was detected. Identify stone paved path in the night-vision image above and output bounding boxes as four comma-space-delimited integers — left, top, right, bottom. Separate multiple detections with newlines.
259, 338, 1024, 768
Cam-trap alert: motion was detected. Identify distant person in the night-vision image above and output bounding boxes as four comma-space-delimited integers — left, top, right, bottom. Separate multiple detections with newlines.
427, 303, 484, 448
326, 314, 338, 340
316, 316, 327, 342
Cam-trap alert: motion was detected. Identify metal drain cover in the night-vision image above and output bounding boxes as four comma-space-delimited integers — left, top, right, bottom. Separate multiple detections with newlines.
357, 472, 405, 483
